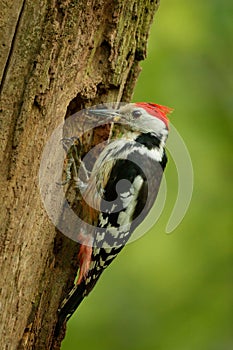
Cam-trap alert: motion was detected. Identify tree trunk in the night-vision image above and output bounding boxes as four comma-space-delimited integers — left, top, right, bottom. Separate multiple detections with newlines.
0, 0, 160, 348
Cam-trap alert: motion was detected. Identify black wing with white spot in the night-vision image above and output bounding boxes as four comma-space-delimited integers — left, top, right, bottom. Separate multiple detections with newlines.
83, 146, 167, 293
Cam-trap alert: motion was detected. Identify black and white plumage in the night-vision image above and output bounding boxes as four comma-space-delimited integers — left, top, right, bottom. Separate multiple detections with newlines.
56, 102, 171, 331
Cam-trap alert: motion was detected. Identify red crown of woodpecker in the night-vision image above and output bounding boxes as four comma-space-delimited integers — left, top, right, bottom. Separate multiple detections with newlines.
135, 102, 173, 129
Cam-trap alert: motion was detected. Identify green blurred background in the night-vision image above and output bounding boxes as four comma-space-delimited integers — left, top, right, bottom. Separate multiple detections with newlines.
62, 1, 233, 349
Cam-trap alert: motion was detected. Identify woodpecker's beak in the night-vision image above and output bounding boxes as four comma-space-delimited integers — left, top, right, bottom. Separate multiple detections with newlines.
88, 109, 121, 122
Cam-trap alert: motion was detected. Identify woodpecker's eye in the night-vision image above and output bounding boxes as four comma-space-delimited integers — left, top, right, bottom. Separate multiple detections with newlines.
132, 110, 142, 119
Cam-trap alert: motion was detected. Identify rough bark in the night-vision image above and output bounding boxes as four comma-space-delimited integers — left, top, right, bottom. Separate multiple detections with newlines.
0, 0, 160, 349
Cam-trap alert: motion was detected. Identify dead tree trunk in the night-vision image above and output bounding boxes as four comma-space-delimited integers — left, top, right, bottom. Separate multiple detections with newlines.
0, 0, 160, 348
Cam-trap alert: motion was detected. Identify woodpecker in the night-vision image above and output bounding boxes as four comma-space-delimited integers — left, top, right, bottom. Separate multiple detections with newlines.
56, 102, 172, 332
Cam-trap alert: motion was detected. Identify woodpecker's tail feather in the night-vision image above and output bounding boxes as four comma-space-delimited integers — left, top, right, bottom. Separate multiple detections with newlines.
59, 284, 85, 320
55, 282, 85, 336
55, 273, 102, 336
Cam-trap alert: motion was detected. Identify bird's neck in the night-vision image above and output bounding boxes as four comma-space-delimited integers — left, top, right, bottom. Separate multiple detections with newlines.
135, 132, 161, 150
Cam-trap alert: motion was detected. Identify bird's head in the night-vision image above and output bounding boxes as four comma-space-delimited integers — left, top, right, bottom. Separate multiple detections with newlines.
89, 102, 172, 141
117, 102, 171, 136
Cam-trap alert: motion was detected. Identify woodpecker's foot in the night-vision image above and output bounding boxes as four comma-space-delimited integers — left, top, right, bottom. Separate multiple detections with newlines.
73, 177, 88, 192
61, 136, 80, 151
